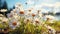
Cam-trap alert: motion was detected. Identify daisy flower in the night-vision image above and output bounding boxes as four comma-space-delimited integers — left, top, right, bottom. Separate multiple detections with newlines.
9, 19, 20, 29
0, 9, 7, 12
45, 15, 55, 23
32, 13, 36, 17
33, 18, 42, 26
24, 17, 32, 23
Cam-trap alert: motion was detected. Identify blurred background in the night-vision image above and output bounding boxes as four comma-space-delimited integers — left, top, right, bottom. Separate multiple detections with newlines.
0, 0, 60, 20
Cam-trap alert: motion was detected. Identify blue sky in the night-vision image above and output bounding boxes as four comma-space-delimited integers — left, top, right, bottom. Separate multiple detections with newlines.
6, 0, 60, 13
6, 0, 60, 8
6, 0, 26, 8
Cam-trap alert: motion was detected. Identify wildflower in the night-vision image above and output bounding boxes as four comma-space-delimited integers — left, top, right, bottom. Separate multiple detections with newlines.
35, 18, 40, 24
37, 10, 41, 14
10, 15, 13, 18
48, 28, 56, 34
12, 21, 17, 26
13, 13, 20, 20
24, 18, 30, 23
19, 10, 24, 14
45, 15, 55, 23
32, 13, 36, 17
47, 18, 50, 20
25, 9, 32, 17
12, 9, 17, 13
9, 19, 20, 29
24, 17, 32, 23
0, 14, 4, 17
3, 28, 9, 34
48, 29, 53, 34
7, 13, 13, 18
28, 9, 31, 12
1, 17, 8, 24
35, 20, 39, 24
2, 21, 6, 24
0, 9, 7, 12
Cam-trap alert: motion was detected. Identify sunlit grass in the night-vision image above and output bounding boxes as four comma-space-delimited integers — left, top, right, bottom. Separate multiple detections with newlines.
45, 20, 60, 32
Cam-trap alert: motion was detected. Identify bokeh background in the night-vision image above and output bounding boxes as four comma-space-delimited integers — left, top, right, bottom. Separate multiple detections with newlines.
0, 0, 60, 20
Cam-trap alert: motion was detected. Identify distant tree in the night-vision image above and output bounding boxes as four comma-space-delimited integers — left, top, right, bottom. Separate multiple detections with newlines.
2, 1, 8, 9
0, 0, 2, 9
13, 5, 15, 9
56, 12, 60, 15
0, 0, 8, 17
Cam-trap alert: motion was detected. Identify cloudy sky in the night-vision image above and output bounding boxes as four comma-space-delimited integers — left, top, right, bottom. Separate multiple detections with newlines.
6, 0, 60, 13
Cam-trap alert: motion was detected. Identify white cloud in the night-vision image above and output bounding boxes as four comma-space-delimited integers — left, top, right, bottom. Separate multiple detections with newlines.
42, 0, 58, 4
54, 2, 60, 7
41, 3, 54, 7
25, 0, 60, 13
33, 2, 60, 8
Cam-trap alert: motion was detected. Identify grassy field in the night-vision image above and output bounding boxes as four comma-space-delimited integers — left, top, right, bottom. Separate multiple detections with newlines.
0, 17, 60, 34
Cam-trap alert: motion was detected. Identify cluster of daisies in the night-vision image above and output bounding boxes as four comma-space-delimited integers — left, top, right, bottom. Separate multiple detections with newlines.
0, 3, 56, 34
6, 3, 43, 29
0, 3, 56, 29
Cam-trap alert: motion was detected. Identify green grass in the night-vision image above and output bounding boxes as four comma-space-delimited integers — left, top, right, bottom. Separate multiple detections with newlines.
0, 17, 60, 34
